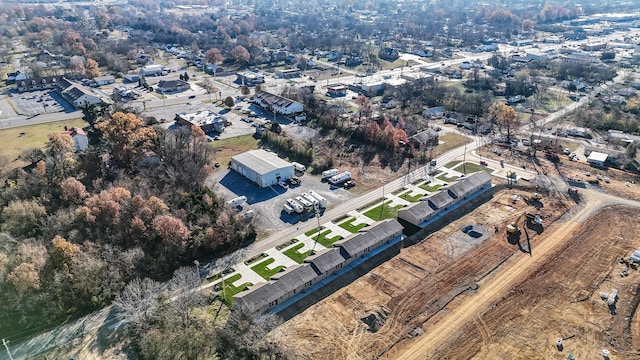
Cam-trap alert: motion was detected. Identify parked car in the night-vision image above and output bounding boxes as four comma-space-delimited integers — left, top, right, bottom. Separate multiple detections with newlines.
288, 177, 300, 185
188, 95, 196, 99
479, 160, 488, 166
343, 180, 356, 189
278, 181, 289, 190
241, 117, 252, 123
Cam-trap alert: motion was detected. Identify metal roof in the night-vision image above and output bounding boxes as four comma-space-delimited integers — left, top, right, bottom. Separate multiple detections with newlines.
232, 149, 294, 175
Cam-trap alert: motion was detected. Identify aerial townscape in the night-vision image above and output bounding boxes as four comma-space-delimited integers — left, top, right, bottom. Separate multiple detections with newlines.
3, 0, 640, 359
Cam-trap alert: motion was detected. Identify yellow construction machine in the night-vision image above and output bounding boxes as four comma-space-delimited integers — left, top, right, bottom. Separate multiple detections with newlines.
506, 212, 543, 234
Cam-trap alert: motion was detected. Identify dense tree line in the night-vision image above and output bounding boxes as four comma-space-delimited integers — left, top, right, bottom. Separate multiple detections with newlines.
0, 111, 255, 341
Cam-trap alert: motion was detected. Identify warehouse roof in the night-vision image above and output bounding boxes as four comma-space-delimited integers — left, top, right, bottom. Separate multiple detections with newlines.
232, 149, 294, 175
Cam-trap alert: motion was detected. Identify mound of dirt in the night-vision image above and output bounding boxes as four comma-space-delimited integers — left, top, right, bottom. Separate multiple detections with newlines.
361, 306, 390, 333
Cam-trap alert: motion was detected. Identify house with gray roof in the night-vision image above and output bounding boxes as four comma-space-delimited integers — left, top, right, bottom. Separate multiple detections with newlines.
398, 171, 492, 228
397, 201, 435, 227
425, 190, 455, 210
443, 172, 492, 199
234, 264, 319, 314
304, 248, 345, 281
333, 219, 403, 261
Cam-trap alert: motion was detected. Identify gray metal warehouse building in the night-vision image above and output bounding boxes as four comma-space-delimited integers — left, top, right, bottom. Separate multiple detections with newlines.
231, 149, 294, 187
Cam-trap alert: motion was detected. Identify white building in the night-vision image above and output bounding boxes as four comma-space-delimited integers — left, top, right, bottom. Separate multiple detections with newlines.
253, 91, 303, 115
231, 149, 295, 187
140, 64, 164, 76
587, 151, 608, 167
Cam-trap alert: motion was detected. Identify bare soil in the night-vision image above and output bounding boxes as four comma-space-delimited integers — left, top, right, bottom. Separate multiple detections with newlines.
274, 190, 574, 359
422, 206, 640, 360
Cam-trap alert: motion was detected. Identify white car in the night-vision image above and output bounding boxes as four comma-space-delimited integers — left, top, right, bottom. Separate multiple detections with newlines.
278, 181, 289, 190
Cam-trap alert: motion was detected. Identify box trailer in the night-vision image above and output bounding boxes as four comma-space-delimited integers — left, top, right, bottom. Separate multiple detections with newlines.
308, 190, 327, 208
321, 168, 339, 180
286, 198, 304, 213
227, 196, 247, 208
329, 171, 351, 185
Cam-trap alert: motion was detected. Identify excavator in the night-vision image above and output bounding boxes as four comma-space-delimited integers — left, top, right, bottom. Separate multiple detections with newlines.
506, 212, 543, 234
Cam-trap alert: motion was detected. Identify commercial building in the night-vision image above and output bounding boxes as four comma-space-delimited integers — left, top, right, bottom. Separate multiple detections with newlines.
253, 90, 304, 115
587, 151, 608, 167
175, 110, 226, 133
275, 68, 301, 79
236, 71, 265, 85
231, 149, 295, 187
140, 64, 165, 76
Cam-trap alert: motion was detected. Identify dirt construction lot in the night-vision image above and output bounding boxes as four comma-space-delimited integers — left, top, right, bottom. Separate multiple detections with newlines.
274, 189, 584, 359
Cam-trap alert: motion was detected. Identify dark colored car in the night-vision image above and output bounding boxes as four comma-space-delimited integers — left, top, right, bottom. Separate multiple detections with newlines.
343, 180, 356, 189
188, 95, 196, 99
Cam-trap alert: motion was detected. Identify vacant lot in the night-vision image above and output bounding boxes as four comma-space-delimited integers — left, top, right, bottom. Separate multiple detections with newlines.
418, 206, 640, 359
0, 118, 87, 169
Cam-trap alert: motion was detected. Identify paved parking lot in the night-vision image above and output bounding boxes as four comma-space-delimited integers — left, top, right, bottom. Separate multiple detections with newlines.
211, 169, 357, 231
8, 90, 70, 115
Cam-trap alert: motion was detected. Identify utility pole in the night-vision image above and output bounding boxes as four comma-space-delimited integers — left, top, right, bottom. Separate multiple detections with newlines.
3, 338, 14, 360
193, 260, 201, 294
311, 204, 321, 253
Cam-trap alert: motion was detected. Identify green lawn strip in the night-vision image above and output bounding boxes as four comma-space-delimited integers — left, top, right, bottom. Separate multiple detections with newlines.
282, 242, 315, 263
437, 173, 460, 182
311, 229, 344, 248
452, 162, 493, 175
251, 258, 287, 280
419, 183, 443, 192
399, 191, 424, 202
305, 227, 320, 237
212, 273, 253, 306
338, 217, 368, 233
363, 200, 404, 221
444, 160, 462, 169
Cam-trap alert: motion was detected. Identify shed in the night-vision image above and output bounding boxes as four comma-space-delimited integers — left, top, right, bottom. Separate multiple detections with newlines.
587, 151, 608, 166
231, 149, 295, 187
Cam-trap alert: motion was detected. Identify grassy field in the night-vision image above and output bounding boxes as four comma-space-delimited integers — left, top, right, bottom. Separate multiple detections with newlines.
453, 162, 493, 175
338, 218, 368, 233
433, 133, 473, 158
419, 183, 443, 192
0, 118, 87, 168
211, 134, 259, 167
363, 200, 404, 221
251, 258, 287, 280
283, 243, 315, 263
444, 160, 462, 169
399, 191, 424, 202
212, 273, 253, 306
